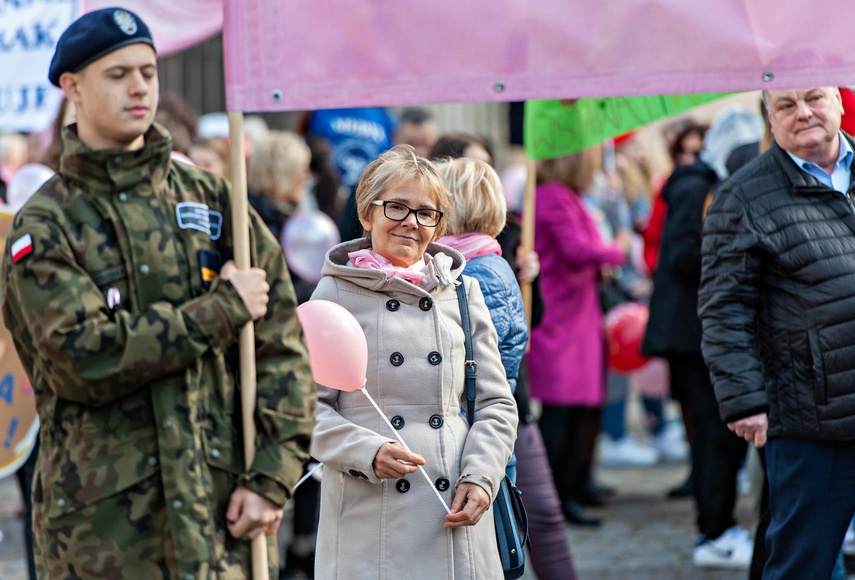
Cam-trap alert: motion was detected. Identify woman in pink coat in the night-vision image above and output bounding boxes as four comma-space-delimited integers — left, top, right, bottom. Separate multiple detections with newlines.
528, 148, 627, 526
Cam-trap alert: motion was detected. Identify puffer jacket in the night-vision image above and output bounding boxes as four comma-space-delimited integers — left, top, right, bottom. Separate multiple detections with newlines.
463, 253, 528, 395
699, 135, 855, 440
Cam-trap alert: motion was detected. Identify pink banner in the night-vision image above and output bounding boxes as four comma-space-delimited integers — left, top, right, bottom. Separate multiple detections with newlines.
85, 0, 222, 57
223, 0, 855, 112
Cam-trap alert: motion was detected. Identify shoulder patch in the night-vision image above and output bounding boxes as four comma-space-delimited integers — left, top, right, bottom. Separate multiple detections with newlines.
11, 234, 33, 263
176, 202, 212, 236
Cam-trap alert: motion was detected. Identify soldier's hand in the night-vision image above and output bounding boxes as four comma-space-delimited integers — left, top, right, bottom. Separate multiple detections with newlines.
226, 485, 283, 541
220, 260, 269, 321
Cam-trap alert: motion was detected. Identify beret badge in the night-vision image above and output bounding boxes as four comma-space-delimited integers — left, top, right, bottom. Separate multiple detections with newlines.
48, 7, 155, 87
113, 10, 138, 36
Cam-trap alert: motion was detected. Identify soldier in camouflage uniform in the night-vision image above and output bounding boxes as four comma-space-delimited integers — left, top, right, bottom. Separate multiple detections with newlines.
0, 8, 315, 579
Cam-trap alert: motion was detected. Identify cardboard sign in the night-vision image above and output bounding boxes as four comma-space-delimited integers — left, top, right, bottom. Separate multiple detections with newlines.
0, 209, 38, 480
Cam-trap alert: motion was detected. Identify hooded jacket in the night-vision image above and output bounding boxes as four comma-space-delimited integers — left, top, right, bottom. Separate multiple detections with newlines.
310, 238, 518, 579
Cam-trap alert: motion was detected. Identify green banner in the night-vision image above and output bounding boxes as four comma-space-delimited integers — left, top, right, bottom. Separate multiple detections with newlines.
524, 93, 732, 160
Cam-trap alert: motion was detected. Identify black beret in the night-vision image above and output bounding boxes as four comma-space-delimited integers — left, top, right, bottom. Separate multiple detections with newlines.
48, 7, 155, 87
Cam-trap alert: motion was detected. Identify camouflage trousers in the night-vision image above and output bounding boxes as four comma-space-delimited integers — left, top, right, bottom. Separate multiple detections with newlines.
32, 472, 279, 579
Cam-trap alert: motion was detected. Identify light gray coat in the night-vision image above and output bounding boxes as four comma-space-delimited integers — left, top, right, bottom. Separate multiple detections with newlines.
310, 238, 518, 579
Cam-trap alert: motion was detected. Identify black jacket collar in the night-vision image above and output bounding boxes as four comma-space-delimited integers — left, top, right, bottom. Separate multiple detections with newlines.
771, 131, 855, 195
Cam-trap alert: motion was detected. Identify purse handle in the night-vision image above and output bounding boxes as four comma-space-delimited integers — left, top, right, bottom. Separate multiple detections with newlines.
456, 283, 478, 427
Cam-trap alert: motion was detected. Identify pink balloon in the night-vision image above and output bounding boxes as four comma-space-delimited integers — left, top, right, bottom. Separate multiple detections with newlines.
297, 300, 367, 392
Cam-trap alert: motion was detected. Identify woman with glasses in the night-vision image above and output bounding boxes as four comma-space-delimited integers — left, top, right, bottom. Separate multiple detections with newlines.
309, 145, 518, 579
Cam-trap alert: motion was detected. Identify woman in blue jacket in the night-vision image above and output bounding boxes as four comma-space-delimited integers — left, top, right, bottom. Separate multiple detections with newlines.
437, 156, 578, 579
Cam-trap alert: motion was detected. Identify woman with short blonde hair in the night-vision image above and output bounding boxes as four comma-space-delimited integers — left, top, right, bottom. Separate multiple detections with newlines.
310, 144, 517, 579
355, 144, 451, 238
438, 157, 507, 238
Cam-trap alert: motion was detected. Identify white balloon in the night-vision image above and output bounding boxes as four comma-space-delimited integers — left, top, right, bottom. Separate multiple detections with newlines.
7, 164, 54, 212
281, 210, 340, 283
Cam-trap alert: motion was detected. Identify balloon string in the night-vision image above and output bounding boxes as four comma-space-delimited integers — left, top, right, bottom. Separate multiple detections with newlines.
291, 462, 323, 494
360, 388, 452, 514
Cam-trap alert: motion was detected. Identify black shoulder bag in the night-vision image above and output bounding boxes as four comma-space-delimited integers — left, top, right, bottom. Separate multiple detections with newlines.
456, 283, 530, 580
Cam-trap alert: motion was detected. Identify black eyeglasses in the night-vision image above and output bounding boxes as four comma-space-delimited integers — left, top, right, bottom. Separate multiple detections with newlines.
371, 200, 443, 227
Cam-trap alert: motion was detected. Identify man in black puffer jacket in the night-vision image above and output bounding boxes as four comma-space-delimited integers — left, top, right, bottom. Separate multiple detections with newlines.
699, 86, 855, 580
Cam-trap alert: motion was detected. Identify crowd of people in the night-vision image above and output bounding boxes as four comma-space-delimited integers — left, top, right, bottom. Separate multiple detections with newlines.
4, 7, 855, 580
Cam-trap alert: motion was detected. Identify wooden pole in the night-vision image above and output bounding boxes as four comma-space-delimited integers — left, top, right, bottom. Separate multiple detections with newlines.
228, 111, 268, 579
520, 158, 537, 341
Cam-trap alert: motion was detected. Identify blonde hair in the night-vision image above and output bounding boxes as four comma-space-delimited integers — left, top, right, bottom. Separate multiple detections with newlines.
247, 130, 311, 203
536, 145, 601, 193
356, 144, 451, 239
436, 157, 506, 237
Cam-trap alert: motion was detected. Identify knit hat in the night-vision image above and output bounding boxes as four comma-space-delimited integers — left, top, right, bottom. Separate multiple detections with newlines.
48, 8, 155, 87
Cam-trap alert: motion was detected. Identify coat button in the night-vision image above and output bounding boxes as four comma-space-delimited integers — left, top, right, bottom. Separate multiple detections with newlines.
147, 456, 158, 466
428, 351, 442, 365
211, 449, 221, 459
386, 299, 400, 311
390, 352, 404, 366
139, 263, 150, 275
172, 500, 183, 510
435, 478, 450, 492
118, 192, 128, 202
391, 415, 405, 430
396, 479, 411, 493
162, 419, 173, 430
429, 414, 444, 429
113, 156, 122, 165
56, 498, 66, 508
419, 297, 432, 311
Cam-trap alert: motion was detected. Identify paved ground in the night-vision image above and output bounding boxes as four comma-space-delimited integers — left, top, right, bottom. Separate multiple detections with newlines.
0, 458, 759, 580
550, 461, 756, 580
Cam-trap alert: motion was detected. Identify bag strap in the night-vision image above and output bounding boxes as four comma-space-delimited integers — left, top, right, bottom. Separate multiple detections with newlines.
457, 282, 531, 551
456, 283, 477, 427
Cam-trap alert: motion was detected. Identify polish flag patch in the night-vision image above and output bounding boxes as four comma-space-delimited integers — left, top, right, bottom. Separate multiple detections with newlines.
11, 234, 33, 263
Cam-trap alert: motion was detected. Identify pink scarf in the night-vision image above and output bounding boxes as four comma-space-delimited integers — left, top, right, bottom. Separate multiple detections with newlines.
436, 233, 502, 261
348, 249, 427, 285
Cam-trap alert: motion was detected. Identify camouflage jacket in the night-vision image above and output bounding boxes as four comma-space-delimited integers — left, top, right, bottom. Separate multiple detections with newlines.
0, 123, 315, 578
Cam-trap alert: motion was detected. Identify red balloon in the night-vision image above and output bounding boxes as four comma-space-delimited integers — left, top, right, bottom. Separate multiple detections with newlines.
605, 302, 651, 373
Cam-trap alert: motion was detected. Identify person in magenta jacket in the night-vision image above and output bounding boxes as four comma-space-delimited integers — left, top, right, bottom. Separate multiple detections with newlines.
529, 148, 628, 526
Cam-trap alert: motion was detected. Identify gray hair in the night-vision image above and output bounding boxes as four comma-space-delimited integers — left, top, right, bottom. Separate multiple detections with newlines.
700, 106, 765, 179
